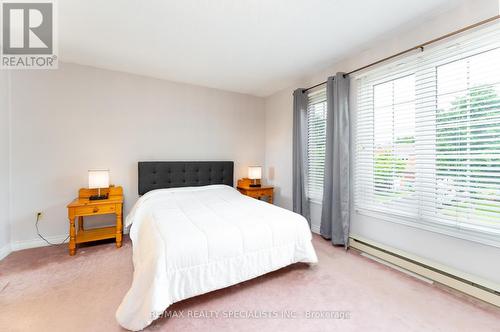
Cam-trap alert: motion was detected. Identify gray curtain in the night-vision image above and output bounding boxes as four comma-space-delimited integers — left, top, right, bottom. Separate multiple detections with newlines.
292, 88, 310, 225
320, 73, 350, 247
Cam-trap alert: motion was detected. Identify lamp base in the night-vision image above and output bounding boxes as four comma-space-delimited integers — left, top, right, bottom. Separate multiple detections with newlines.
89, 194, 109, 201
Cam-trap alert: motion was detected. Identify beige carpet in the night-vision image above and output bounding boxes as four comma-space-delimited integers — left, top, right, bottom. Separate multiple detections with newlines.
1, 235, 499, 332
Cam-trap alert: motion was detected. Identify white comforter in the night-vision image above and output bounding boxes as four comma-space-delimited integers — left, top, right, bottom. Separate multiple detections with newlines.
116, 185, 318, 331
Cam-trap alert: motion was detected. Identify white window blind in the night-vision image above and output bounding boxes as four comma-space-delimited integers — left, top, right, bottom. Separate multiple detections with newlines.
354, 22, 500, 245
307, 88, 327, 203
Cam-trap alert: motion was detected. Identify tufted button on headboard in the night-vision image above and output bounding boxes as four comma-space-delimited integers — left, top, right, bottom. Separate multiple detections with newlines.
138, 161, 234, 195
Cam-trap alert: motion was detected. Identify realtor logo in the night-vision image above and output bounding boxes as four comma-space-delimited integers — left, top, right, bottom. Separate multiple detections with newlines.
1, 0, 57, 69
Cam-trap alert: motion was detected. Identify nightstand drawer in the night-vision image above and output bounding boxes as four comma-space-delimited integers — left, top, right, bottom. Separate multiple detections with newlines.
75, 204, 116, 216
250, 189, 271, 198
237, 184, 274, 204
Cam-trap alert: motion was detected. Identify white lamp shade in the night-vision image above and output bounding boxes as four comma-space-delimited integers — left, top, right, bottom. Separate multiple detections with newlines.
248, 166, 262, 180
88, 170, 110, 189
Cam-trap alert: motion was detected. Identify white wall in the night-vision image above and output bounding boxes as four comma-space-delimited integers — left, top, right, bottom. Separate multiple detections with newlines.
0, 71, 11, 258
264, 0, 500, 284
9, 62, 265, 247
263, 88, 293, 210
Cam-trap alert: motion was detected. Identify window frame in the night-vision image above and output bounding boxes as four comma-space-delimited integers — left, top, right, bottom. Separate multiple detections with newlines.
306, 87, 327, 204
353, 25, 500, 247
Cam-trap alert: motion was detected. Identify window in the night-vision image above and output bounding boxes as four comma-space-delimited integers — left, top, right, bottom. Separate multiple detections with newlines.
307, 88, 327, 203
355, 23, 500, 244
372, 75, 416, 213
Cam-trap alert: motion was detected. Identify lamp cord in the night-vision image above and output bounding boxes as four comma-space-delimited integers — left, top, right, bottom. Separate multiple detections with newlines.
36, 214, 69, 246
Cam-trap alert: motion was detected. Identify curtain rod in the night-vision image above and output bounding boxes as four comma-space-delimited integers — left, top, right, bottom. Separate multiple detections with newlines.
303, 15, 499, 93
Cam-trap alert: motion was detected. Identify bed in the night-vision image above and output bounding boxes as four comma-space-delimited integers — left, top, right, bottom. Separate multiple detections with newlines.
116, 161, 318, 331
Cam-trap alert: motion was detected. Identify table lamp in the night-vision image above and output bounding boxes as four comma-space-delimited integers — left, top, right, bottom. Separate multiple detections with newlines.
88, 169, 110, 200
248, 166, 262, 187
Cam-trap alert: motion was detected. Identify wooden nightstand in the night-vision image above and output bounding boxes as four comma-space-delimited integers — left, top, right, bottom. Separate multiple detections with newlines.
237, 179, 274, 204
67, 186, 123, 256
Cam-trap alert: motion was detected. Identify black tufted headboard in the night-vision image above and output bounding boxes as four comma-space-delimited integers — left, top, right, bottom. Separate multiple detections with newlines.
138, 161, 234, 195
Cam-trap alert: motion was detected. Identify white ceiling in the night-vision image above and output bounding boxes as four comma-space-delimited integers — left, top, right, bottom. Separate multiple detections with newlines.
60, 0, 463, 97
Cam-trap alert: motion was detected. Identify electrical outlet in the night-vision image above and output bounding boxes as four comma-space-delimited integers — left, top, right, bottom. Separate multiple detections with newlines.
36, 212, 43, 221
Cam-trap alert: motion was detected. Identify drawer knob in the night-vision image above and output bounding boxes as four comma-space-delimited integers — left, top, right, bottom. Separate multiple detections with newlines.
93, 207, 99, 213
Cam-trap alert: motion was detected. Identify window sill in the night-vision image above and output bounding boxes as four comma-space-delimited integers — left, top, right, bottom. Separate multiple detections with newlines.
354, 207, 500, 249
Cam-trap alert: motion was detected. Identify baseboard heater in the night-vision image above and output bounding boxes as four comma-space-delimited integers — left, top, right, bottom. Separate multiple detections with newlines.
349, 236, 500, 307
